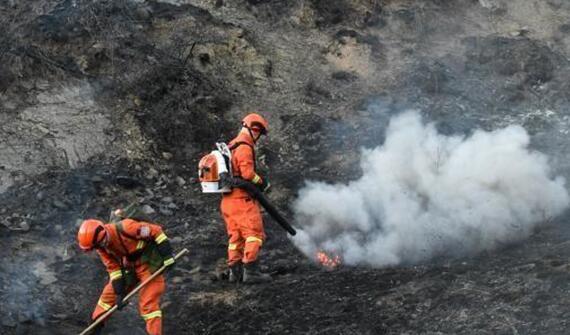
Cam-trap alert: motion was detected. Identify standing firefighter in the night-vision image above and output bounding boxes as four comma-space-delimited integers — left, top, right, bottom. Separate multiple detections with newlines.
77, 216, 176, 335
222, 113, 271, 283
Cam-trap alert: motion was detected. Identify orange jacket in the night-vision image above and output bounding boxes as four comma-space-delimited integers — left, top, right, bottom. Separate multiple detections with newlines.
97, 219, 169, 281
224, 131, 264, 199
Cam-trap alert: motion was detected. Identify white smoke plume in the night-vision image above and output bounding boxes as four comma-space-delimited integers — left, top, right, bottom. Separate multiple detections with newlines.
292, 111, 569, 267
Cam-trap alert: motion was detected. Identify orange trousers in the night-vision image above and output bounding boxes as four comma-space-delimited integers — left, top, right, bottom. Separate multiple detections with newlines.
221, 196, 265, 266
92, 263, 165, 335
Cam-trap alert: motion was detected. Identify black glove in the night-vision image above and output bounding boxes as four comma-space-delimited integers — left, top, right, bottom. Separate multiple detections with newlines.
258, 176, 271, 193
157, 240, 176, 271
112, 278, 127, 310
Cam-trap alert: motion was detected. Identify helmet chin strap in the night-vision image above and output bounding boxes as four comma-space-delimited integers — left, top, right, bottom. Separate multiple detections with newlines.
244, 126, 260, 143
100, 233, 109, 248
96, 226, 110, 249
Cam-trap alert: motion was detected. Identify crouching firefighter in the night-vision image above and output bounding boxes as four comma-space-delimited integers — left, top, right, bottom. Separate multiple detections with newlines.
199, 113, 272, 284
77, 216, 176, 335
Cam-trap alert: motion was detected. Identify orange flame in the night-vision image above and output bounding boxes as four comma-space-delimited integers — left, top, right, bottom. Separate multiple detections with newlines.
316, 250, 342, 269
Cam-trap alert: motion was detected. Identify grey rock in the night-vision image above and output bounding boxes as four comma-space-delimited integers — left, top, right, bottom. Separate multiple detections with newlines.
478, 0, 497, 8
141, 205, 156, 215
36, 191, 45, 201
52, 200, 67, 209
146, 168, 159, 179
2, 316, 17, 328
135, 6, 152, 21
159, 207, 174, 216
17, 311, 32, 324
3, 101, 17, 110
19, 221, 30, 232
175, 176, 186, 186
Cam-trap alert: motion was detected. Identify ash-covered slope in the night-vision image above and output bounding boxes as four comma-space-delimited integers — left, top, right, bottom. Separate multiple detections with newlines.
1, 0, 570, 334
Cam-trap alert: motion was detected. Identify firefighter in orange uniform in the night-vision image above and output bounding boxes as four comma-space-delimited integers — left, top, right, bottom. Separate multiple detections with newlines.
222, 113, 272, 283
77, 216, 175, 335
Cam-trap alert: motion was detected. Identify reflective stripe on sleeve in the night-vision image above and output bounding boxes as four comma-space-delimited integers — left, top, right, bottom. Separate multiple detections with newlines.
109, 270, 123, 281
228, 243, 238, 250
245, 236, 263, 246
136, 240, 146, 250
252, 174, 261, 184
142, 310, 162, 320
155, 233, 168, 244
98, 299, 112, 311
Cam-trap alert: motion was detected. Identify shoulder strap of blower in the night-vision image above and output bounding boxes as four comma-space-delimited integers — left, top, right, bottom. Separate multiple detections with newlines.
109, 223, 140, 285
114, 222, 146, 262
114, 222, 138, 240
113, 223, 134, 252
229, 141, 256, 172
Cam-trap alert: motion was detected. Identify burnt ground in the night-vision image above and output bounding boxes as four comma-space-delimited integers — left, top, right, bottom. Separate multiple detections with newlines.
2, 0, 570, 334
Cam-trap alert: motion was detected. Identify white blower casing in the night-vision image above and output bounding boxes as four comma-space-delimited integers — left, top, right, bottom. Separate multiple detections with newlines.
198, 143, 232, 193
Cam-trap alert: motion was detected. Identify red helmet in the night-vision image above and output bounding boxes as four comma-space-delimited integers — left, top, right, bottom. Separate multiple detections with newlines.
242, 113, 269, 134
77, 219, 107, 251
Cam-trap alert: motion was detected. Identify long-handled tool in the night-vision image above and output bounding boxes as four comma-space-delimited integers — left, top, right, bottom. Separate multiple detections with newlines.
79, 248, 189, 335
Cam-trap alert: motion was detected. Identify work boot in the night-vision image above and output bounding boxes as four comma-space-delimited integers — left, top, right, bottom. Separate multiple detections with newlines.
242, 261, 271, 284
228, 262, 243, 283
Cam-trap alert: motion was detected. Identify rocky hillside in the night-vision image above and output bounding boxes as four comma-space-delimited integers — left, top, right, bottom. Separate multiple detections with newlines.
1, 0, 570, 334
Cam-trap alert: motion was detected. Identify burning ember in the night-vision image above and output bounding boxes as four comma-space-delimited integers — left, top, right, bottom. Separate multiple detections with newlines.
316, 250, 342, 269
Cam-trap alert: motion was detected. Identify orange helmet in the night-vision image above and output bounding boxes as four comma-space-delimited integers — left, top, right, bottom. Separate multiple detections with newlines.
77, 219, 107, 251
242, 113, 269, 135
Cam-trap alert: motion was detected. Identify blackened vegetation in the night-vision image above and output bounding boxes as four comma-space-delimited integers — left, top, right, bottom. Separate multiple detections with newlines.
246, 0, 271, 5
412, 61, 452, 95
276, 111, 364, 187
311, 0, 354, 27
391, 33, 569, 137
0, 165, 108, 328
170, 225, 570, 334
464, 36, 560, 85
335, 28, 384, 53
34, 0, 91, 43
2, 0, 233, 158
0, 161, 143, 236
560, 24, 570, 34
304, 80, 332, 104
130, 62, 232, 158
0, 63, 15, 92
2, 0, 570, 334
332, 70, 359, 82
245, 0, 292, 15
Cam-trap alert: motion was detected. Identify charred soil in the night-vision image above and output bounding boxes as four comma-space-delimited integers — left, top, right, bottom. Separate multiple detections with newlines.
2, 0, 570, 334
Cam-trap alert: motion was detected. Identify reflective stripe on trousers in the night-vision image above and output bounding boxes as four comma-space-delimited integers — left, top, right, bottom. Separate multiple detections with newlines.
142, 310, 162, 320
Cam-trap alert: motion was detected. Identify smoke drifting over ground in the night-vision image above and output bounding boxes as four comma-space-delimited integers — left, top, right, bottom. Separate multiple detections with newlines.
293, 112, 569, 267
